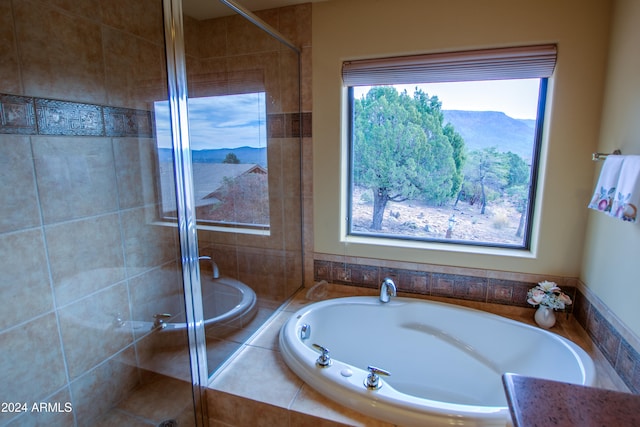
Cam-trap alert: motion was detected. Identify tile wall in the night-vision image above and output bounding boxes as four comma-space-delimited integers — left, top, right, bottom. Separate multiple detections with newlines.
185, 4, 312, 300
0, 0, 190, 425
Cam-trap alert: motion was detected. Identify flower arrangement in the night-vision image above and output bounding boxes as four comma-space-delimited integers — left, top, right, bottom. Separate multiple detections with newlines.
527, 281, 572, 310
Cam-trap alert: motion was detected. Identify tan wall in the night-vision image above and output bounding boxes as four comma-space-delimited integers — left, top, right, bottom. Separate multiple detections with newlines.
312, 0, 612, 276
582, 0, 640, 336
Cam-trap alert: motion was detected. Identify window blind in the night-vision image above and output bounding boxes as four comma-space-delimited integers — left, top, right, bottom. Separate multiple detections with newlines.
342, 44, 557, 86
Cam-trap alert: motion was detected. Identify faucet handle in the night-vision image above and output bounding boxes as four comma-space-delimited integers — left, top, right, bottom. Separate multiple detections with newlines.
312, 343, 332, 367
365, 365, 391, 389
152, 313, 172, 330
153, 313, 172, 319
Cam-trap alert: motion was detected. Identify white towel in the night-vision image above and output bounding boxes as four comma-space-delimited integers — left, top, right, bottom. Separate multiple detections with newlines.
589, 155, 624, 213
610, 155, 640, 223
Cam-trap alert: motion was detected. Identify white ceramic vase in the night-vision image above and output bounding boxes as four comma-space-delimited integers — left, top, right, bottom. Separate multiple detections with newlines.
534, 306, 556, 329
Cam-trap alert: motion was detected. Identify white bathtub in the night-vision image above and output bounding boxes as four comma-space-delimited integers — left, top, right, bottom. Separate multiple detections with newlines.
279, 296, 595, 426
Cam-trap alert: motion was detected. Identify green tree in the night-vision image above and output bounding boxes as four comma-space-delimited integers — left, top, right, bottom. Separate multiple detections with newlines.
223, 153, 240, 164
461, 147, 509, 214
353, 87, 464, 230
502, 152, 531, 237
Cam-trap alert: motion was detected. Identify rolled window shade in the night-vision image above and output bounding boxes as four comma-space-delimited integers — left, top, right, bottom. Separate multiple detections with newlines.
342, 44, 557, 86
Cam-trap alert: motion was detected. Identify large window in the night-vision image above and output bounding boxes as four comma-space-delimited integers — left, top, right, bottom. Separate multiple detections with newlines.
345, 45, 555, 248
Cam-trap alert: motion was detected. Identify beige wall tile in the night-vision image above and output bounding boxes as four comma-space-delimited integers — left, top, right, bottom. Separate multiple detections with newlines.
58, 283, 134, 379
129, 262, 183, 339
277, 3, 312, 48
45, 214, 126, 306
70, 346, 139, 426
226, 11, 280, 56
238, 249, 287, 299
35, 0, 103, 21
301, 47, 313, 112
13, 0, 106, 103
0, 314, 66, 407
102, 27, 167, 109
32, 136, 118, 224
121, 206, 178, 276
113, 137, 159, 209
195, 17, 228, 59
0, 136, 41, 232
0, 229, 52, 331
0, 0, 21, 94
186, 57, 229, 98
279, 49, 301, 113
99, 0, 164, 45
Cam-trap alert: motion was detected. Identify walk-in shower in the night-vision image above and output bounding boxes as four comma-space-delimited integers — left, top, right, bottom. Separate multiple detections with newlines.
0, 0, 304, 425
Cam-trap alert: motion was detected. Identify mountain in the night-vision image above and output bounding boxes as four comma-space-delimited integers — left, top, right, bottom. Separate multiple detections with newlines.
442, 110, 536, 160
158, 146, 267, 168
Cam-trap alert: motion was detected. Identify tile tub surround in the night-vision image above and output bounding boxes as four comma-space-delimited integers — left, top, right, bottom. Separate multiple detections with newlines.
207, 283, 629, 427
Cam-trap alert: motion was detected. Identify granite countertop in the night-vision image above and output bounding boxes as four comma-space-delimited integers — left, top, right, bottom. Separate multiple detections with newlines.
502, 373, 640, 426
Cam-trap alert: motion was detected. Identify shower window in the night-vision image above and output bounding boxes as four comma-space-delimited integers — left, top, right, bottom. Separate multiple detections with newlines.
154, 92, 270, 232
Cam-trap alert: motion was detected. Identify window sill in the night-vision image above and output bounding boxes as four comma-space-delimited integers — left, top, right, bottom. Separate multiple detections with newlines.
343, 234, 537, 260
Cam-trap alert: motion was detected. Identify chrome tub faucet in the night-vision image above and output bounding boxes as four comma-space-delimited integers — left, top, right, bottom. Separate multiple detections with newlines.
380, 277, 397, 303
199, 255, 220, 279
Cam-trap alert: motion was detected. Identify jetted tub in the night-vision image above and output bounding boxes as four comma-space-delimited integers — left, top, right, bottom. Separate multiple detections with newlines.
279, 296, 595, 426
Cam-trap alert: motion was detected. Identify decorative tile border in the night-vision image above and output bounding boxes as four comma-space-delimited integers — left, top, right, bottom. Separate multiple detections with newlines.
267, 112, 312, 138
313, 259, 559, 309
35, 98, 104, 136
574, 286, 640, 394
0, 93, 152, 138
104, 106, 153, 137
314, 258, 640, 394
0, 94, 36, 134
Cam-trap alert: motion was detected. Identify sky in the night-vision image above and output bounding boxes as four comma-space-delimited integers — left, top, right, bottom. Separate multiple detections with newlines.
352, 78, 541, 120
154, 92, 267, 150
155, 79, 541, 150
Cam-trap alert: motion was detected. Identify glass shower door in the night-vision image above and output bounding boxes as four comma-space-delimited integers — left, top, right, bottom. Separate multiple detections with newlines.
0, 0, 206, 426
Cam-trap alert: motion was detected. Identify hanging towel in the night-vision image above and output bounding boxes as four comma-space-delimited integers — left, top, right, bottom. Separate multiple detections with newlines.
588, 155, 624, 213
610, 155, 640, 223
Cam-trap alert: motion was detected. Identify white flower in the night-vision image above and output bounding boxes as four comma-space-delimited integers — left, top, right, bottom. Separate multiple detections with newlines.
526, 280, 572, 310
538, 280, 560, 293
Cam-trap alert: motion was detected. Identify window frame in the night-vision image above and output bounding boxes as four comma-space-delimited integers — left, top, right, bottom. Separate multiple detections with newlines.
343, 46, 554, 250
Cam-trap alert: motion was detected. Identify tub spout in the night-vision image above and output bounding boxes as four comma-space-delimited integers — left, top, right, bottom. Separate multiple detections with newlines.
199, 255, 220, 279
380, 277, 397, 303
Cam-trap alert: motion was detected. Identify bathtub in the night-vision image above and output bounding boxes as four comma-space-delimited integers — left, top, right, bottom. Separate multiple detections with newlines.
279, 296, 595, 426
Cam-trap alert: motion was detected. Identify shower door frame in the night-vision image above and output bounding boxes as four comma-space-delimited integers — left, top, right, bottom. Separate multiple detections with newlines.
162, 0, 209, 425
